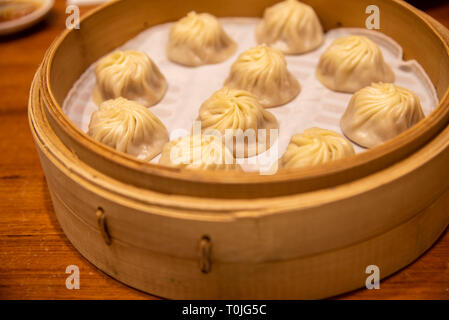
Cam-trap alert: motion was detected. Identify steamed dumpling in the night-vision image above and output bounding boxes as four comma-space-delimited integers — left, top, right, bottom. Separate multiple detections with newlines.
341, 83, 425, 148
94, 50, 167, 107
167, 11, 237, 66
198, 87, 279, 157
159, 135, 241, 171
280, 128, 355, 169
88, 97, 169, 160
224, 45, 301, 108
316, 36, 395, 93
256, 0, 324, 54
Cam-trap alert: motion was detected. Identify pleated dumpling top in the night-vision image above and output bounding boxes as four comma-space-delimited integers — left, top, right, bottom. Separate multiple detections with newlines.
88, 97, 169, 161
198, 87, 279, 157
167, 11, 237, 66
94, 50, 167, 107
341, 83, 425, 148
225, 45, 301, 108
281, 128, 355, 169
159, 135, 241, 171
256, 0, 324, 54
316, 36, 394, 93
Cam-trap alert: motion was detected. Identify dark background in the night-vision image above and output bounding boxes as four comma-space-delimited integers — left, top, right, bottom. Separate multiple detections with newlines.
408, 0, 449, 10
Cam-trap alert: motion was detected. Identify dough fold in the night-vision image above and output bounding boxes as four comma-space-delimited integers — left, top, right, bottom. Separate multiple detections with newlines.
341, 82, 425, 148
88, 97, 169, 161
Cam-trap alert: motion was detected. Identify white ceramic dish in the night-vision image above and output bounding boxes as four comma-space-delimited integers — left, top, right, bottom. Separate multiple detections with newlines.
0, 0, 54, 36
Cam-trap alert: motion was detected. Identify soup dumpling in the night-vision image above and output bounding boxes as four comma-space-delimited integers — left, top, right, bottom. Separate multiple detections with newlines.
94, 50, 167, 107
88, 97, 169, 161
316, 36, 394, 93
256, 0, 324, 54
280, 128, 355, 169
224, 45, 300, 108
341, 82, 425, 148
167, 11, 237, 67
198, 87, 279, 158
159, 135, 241, 171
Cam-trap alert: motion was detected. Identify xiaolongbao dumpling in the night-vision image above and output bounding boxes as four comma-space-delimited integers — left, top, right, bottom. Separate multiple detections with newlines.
88, 98, 169, 161
224, 45, 300, 108
316, 36, 395, 93
341, 83, 425, 148
94, 50, 167, 107
167, 11, 237, 67
198, 87, 279, 157
280, 128, 355, 169
256, 0, 324, 54
159, 135, 241, 171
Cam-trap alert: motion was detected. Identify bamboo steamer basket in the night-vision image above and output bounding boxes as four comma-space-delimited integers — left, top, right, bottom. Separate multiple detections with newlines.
28, 0, 449, 299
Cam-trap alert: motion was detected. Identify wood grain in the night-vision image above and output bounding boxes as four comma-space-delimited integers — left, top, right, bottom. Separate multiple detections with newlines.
0, 0, 448, 300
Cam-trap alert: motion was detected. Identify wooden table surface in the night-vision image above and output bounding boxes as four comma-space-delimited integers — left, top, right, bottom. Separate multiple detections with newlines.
1, 0, 448, 300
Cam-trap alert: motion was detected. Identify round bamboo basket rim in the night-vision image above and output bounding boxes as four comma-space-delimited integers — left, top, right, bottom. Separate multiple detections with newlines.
30, 64, 449, 217
39, 0, 449, 188
29, 67, 449, 269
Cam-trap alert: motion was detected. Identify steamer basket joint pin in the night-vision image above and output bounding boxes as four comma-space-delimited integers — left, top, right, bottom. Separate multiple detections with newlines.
96, 207, 112, 246
199, 235, 212, 274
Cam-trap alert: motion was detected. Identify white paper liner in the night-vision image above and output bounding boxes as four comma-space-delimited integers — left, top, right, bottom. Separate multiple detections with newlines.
63, 18, 439, 173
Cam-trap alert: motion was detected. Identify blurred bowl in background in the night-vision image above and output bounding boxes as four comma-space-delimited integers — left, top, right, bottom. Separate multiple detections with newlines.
0, 0, 54, 36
